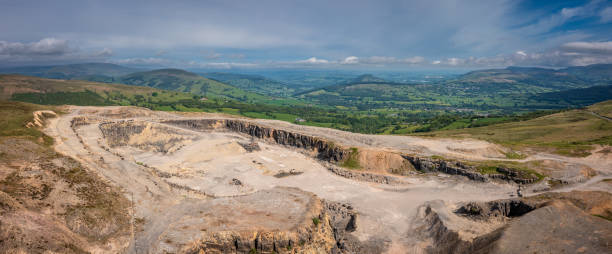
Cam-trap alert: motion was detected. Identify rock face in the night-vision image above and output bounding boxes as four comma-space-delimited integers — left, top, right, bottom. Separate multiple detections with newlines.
402, 155, 488, 182
454, 199, 537, 221
224, 120, 349, 163
326, 164, 405, 185
99, 121, 196, 153
323, 201, 363, 254
412, 204, 506, 254
403, 155, 540, 184
414, 191, 612, 254
163, 119, 539, 184
25, 110, 57, 128
173, 188, 365, 254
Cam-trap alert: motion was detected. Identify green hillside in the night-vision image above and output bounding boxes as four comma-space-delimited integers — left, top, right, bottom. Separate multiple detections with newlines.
0, 63, 138, 80
118, 69, 286, 104
414, 100, 612, 157
202, 72, 297, 97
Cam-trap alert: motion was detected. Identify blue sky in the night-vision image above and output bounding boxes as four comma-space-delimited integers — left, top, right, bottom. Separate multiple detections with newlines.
1, 0, 611, 70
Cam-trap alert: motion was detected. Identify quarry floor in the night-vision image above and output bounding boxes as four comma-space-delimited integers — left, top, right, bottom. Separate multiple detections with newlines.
44, 106, 611, 253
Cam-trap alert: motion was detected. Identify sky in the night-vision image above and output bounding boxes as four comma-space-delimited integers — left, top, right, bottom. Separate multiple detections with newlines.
1, 0, 612, 70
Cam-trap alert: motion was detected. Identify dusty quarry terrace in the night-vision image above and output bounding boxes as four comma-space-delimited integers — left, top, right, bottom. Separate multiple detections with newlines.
42, 106, 612, 253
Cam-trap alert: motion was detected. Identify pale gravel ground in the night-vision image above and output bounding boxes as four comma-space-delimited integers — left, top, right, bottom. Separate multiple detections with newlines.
44, 106, 611, 253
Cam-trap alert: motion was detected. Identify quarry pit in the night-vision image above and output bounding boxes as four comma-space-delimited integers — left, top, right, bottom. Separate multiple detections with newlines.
42, 106, 612, 253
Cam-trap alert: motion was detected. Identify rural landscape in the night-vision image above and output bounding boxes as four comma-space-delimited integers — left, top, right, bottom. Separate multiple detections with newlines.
1, 0, 611, 253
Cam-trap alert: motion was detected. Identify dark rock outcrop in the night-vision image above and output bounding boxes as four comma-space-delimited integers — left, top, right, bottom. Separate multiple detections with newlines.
326, 164, 405, 185
402, 155, 488, 182
455, 199, 537, 221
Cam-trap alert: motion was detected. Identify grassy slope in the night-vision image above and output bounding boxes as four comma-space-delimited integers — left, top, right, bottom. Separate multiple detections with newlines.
414, 100, 612, 156
118, 69, 304, 106
202, 72, 297, 97
0, 74, 199, 106
0, 101, 60, 145
0, 101, 130, 252
0, 63, 138, 80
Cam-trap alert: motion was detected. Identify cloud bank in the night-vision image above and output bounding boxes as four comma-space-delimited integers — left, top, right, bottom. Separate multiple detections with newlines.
0, 1, 610, 68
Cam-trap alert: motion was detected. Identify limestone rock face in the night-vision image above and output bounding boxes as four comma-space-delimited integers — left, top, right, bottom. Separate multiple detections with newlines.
99, 121, 196, 153
403, 155, 488, 182
413, 191, 612, 254
164, 119, 542, 184
175, 188, 363, 254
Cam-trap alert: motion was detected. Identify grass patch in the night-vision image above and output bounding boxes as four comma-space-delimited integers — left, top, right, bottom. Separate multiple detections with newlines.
341, 147, 361, 169
0, 100, 58, 146
504, 150, 527, 159
12, 90, 112, 106
430, 155, 446, 160
476, 166, 501, 175
312, 217, 320, 226
415, 104, 612, 157
472, 160, 546, 182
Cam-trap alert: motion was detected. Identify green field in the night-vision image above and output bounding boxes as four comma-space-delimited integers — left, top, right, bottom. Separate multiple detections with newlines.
414, 100, 612, 156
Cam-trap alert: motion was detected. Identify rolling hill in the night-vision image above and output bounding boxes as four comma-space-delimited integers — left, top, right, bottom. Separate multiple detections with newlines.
458, 64, 612, 89
201, 72, 297, 97
116, 69, 280, 104
413, 100, 612, 157
0, 74, 196, 107
0, 63, 139, 81
298, 64, 612, 113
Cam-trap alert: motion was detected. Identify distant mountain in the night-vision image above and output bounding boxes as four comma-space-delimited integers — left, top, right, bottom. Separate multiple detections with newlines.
563, 64, 612, 81
530, 85, 612, 107
0, 63, 139, 80
202, 72, 296, 97
118, 69, 273, 103
458, 64, 612, 90
348, 74, 388, 84
297, 63, 612, 112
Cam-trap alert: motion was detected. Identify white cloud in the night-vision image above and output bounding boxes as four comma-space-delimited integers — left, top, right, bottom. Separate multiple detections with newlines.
112, 57, 168, 65
93, 48, 113, 57
192, 62, 258, 69
0, 38, 73, 56
515, 50, 527, 57
339, 56, 424, 65
298, 57, 329, 64
0, 38, 116, 66
561, 41, 612, 54
342, 56, 359, 64
402, 56, 425, 64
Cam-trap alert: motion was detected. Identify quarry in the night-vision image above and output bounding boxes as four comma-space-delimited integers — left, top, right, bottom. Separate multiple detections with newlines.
31, 106, 612, 253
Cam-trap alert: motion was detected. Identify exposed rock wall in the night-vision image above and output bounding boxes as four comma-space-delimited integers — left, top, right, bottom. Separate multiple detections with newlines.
326, 164, 405, 185
413, 205, 506, 254
181, 198, 365, 254
163, 119, 538, 184
99, 121, 195, 153
402, 155, 488, 182
403, 155, 539, 184
454, 199, 538, 221
224, 120, 349, 163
